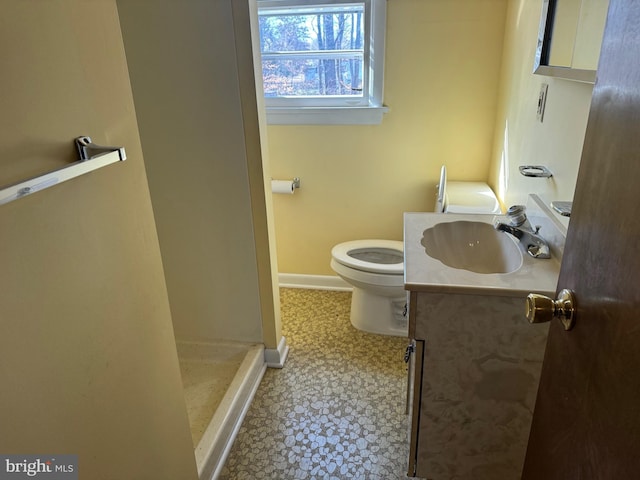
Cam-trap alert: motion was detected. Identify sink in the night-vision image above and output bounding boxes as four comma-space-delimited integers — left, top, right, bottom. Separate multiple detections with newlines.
421, 221, 523, 274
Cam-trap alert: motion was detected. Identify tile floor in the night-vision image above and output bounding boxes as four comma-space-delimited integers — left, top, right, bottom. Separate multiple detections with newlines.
219, 288, 411, 480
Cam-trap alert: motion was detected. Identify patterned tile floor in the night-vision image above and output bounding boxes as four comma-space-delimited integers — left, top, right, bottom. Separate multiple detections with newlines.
219, 288, 411, 480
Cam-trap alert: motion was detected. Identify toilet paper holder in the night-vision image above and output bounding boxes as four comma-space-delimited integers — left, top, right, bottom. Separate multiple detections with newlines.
271, 177, 301, 194
272, 177, 300, 188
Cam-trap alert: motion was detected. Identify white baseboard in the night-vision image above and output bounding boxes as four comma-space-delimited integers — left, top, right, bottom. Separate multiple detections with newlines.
278, 273, 351, 291
264, 335, 290, 369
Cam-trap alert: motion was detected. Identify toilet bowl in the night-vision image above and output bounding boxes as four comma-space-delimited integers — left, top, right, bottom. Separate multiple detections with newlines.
331, 166, 501, 337
330, 240, 406, 336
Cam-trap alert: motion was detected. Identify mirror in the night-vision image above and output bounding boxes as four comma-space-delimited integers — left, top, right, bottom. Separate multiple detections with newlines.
534, 0, 609, 83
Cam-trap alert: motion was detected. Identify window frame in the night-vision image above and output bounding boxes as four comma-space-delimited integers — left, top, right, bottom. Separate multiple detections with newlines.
256, 0, 388, 125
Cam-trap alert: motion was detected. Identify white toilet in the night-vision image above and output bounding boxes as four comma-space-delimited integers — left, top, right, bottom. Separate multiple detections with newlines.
330, 166, 501, 337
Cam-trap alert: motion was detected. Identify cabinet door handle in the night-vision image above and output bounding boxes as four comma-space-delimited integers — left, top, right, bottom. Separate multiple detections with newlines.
404, 343, 415, 363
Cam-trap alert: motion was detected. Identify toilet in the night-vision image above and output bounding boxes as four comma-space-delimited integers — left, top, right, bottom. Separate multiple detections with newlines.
330, 166, 501, 337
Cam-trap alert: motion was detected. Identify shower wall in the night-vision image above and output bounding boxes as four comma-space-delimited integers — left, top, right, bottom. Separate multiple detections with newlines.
117, 0, 279, 346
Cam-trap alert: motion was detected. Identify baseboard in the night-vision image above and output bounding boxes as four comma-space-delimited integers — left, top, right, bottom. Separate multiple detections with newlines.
264, 335, 290, 369
197, 345, 266, 480
278, 273, 351, 291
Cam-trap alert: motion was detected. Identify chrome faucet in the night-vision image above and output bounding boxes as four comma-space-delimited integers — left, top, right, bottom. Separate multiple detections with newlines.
494, 205, 551, 259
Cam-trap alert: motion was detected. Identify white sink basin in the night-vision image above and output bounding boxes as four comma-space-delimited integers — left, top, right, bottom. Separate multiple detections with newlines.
421, 221, 523, 274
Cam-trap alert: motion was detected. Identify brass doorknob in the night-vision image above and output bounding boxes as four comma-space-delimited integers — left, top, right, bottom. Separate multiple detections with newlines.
525, 289, 576, 331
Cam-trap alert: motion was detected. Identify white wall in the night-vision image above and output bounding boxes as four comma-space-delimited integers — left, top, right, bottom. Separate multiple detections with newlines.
0, 1, 197, 477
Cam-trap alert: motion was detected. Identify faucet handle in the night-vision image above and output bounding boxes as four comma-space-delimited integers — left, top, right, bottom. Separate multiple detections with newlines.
506, 205, 528, 226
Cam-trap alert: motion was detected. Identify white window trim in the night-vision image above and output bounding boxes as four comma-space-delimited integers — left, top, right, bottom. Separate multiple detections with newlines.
256, 0, 388, 125
267, 105, 388, 125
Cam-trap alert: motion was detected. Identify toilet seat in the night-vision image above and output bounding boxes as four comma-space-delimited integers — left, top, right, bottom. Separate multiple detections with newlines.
331, 239, 404, 275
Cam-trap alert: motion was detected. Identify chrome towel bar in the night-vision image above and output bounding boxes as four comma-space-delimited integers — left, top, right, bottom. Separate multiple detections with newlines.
0, 136, 126, 205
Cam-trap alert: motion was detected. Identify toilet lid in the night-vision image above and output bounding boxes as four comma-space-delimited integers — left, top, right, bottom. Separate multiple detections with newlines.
434, 165, 447, 212
332, 240, 404, 274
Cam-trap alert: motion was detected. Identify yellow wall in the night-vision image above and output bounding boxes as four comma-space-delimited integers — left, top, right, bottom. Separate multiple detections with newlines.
0, 1, 197, 477
117, 0, 278, 345
269, 0, 508, 275
488, 0, 594, 211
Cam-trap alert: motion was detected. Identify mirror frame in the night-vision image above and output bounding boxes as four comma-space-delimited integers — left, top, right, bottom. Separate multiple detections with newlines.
533, 0, 596, 84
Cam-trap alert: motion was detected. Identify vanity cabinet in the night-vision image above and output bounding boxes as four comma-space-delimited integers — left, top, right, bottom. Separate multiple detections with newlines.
406, 290, 549, 480
402, 207, 566, 479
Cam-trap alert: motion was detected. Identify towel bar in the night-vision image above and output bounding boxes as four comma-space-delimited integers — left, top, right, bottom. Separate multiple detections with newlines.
0, 136, 126, 205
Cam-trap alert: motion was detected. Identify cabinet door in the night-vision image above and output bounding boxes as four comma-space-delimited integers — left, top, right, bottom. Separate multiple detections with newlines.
408, 291, 547, 479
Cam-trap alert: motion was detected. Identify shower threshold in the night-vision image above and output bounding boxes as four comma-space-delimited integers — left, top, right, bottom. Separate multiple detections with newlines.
177, 341, 265, 480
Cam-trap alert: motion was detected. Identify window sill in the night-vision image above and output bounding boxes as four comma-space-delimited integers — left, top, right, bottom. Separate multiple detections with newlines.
265, 105, 389, 125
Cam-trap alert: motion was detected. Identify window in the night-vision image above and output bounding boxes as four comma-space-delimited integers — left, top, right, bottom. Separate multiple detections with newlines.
256, 0, 388, 125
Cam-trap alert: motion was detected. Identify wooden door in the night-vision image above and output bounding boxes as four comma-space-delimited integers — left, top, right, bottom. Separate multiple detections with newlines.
522, 1, 640, 478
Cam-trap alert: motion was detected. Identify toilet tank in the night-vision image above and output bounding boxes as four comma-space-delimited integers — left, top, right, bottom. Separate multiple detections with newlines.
434, 166, 502, 214
444, 181, 502, 214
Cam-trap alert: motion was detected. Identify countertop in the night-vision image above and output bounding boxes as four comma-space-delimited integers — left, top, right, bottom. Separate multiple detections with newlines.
403, 212, 561, 297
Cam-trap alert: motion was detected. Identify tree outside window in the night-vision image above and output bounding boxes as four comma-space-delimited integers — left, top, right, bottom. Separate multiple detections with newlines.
259, 5, 365, 99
